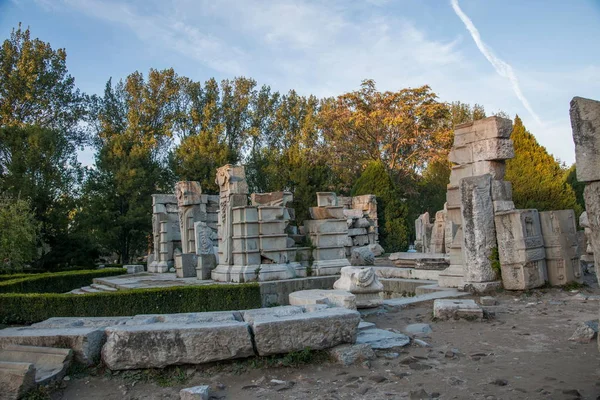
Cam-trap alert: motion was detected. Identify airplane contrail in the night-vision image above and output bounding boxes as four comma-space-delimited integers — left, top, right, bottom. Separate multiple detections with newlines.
450, 0, 543, 126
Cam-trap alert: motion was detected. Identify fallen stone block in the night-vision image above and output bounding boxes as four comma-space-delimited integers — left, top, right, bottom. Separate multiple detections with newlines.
404, 323, 432, 337
0, 327, 104, 365
355, 328, 410, 349
350, 246, 375, 266
368, 243, 385, 256
433, 299, 484, 321
125, 264, 144, 274
569, 321, 598, 343
0, 345, 72, 385
288, 289, 356, 310
127, 311, 238, 326
328, 343, 375, 366
0, 361, 36, 400
102, 322, 255, 370
180, 385, 210, 400
480, 296, 497, 306
249, 308, 360, 356
31, 317, 133, 329
334, 266, 383, 308
241, 306, 304, 324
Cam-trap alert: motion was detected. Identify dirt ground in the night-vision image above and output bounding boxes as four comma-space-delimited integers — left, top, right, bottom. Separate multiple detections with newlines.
52, 283, 600, 400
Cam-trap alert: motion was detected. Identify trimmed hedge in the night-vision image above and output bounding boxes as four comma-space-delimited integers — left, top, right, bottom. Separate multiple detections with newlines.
0, 268, 126, 294
0, 284, 262, 324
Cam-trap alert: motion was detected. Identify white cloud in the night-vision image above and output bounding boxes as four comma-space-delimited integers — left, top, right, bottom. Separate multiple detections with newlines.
450, 0, 543, 126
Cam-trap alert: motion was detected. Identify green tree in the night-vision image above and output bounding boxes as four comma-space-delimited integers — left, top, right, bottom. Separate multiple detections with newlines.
0, 195, 39, 271
83, 70, 177, 262
506, 116, 580, 213
564, 164, 585, 214
0, 24, 87, 144
352, 161, 409, 252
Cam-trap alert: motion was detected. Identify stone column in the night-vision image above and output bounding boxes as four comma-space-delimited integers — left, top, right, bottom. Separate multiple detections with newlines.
571, 97, 600, 282
173, 181, 206, 278
460, 174, 502, 292
430, 209, 446, 254
149, 194, 180, 273
211, 165, 249, 281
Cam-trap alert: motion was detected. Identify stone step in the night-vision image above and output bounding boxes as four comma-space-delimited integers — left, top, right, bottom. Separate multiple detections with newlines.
90, 283, 118, 292
373, 266, 441, 281
80, 286, 100, 293
92, 277, 120, 289
0, 361, 36, 399
0, 345, 72, 385
380, 278, 438, 297
66, 289, 85, 295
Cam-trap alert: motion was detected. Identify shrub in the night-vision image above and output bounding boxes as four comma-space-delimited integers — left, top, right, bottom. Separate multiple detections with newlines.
0, 284, 261, 324
0, 268, 126, 294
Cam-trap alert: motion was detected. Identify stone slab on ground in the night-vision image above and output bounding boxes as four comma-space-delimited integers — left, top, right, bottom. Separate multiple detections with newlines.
241, 306, 304, 324
288, 289, 357, 310
127, 311, 238, 326
0, 345, 72, 385
0, 327, 104, 365
0, 361, 36, 400
433, 299, 484, 321
249, 308, 360, 356
102, 322, 255, 370
328, 343, 376, 366
358, 321, 376, 331
180, 385, 210, 400
569, 320, 598, 343
355, 328, 410, 349
125, 265, 144, 274
404, 323, 433, 337
383, 290, 469, 308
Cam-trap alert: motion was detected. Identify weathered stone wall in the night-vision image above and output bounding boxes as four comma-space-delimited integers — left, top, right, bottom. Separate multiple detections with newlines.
338, 194, 380, 256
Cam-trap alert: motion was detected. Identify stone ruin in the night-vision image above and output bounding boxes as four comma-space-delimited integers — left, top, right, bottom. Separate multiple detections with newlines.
145, 166, 383, 284
571, 97, 600, 281
411, 116, 584, 292
147, 183, 219, 276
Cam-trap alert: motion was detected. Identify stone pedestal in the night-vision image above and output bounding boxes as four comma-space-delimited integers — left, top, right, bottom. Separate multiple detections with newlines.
304, 219, 350, 276
194, 221, 217, 279
333, 266, 383, 308
495, 209, 546, 290
175, 253, 197, 278
148, 195, 180, 273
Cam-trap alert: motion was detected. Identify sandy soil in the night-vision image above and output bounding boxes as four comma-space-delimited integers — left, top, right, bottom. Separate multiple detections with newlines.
52, 285, 600, 400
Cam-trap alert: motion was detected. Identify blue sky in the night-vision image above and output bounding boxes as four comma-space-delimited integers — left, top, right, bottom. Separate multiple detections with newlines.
1, 0, 599, 166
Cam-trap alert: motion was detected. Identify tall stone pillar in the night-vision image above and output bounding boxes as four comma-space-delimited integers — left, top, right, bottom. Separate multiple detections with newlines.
571, 97, 600, 285
174, 181, 206, 278
539, 210, 581, 286
148, 194, 180, 273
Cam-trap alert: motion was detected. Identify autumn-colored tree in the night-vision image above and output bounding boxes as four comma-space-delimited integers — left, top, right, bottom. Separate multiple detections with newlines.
319, 79, 452, 189
506, 116, 580, 213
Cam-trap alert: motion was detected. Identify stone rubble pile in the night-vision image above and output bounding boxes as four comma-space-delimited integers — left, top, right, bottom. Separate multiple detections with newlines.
337, 194, 381, 256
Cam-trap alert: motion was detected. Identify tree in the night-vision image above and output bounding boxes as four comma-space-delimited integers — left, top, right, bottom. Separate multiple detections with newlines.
506, 116, 581, 213
319, 80, 452, 188
352, 161, 409, 252
0, 24, 87, 144
0, 195, 39, 271
564, 165, 585, 215
82, 70, 177, 263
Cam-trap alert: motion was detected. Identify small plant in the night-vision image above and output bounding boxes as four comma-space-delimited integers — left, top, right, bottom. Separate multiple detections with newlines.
305, 265, 313, 277
561, 281, 587, 291
489, 247, 501, 277
254, 266, 262, 279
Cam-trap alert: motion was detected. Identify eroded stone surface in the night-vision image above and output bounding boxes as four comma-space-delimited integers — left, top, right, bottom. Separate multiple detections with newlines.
355, 328, 410, 349
328, 343, 375, 366
570, 97, 600, 182
288, 289, 356, 310
433, 299, 483, 321
102, 322, 255, 370
351, 246, 375, 266
334, 267, 384, 308
0, 345, 72, 385
249, 308, 360, 356
0, 361, 36, 400
180, 385, 210, 400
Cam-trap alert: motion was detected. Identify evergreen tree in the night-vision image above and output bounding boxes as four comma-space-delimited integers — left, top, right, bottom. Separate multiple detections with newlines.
564, 165, 585, 214
352, 161, 409, 252
505, 116, 580, 213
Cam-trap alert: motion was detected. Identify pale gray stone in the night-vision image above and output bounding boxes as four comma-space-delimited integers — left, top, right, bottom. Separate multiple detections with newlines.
570, 96, 600, 182
0, 345, 72, 385
368, 243, 385, 256
480, 296, 497, 306
125, 265, 144, 274
540, 210, 581, 286
471, 138, 514, 161
317, 192, 338, 207
328, 344, 375, 366
355, 218, 371, 228
584, 182, 600, 274
241, 306, 304, 324
0, 361, 36, 400
333, 266, 383, 308
180, 385, 210, 400
404, 324, 432, 337
249, 308, 360, 356
569, 321, 598, 343
351, 246, 375, 266
0, 327, 104, 365
101, 322, 255, 370
460, 174, 498, 284
288, 289, 356, 310
355, 328, 410, 349
433, 299, 483, 320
